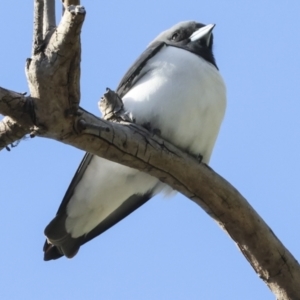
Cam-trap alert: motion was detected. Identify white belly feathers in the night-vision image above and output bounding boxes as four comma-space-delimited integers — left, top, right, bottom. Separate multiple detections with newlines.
65, 45, 226, 238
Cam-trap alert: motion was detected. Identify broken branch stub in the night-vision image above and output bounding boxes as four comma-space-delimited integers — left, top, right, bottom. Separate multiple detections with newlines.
99, 88, 131, 122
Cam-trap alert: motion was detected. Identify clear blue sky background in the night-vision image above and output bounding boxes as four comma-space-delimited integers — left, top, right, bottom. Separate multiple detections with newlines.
1, 1, 299, 299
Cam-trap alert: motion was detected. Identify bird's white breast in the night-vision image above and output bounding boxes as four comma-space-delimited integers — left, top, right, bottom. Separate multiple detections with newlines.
122, 45, 226, 163
65, 46, 226, 238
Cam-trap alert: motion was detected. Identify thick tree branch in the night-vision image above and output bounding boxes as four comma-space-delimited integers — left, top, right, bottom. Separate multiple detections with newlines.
0, 87, 34, 123
1, 2, 299, 299
71, 111, 300, 300
42, 105, 300, 299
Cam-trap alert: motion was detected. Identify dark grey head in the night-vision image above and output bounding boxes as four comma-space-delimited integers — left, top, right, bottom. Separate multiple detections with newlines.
151, 21, 217, 69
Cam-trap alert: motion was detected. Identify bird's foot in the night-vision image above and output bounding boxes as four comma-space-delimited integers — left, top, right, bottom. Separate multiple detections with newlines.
142, 122, 161, 136
196, 153, 203, 163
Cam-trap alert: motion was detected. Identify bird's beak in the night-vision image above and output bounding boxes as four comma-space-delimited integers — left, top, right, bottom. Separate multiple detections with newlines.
189, 24, 215, 46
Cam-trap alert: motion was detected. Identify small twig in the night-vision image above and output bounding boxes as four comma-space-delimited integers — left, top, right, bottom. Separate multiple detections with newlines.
44, 0, 56, 37
33, 0, 44, 55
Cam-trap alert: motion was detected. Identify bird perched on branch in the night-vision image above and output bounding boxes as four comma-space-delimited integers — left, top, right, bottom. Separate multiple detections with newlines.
43, 21, 226, 260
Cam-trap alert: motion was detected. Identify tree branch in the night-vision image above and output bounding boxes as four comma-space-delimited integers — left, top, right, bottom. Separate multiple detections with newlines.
0, 87, 34, 123
0, 117, 28, 151
0, 87, 36, 149
44, 0, 56, 36
33, 0, 44, 55
67, 109, 300, 300
26, 4, 85, 138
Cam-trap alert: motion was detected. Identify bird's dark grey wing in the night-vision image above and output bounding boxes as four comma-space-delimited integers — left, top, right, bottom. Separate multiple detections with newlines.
43, 152, 93, 260
116, 41, 164, 97
43, 154, 156, 261
43, 191, 153, 260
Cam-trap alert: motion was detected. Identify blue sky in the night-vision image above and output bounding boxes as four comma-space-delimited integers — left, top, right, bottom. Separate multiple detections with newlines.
1, 1, 300, 299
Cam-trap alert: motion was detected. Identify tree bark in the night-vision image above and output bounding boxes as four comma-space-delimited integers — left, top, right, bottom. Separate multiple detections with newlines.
0, 1, 299, 299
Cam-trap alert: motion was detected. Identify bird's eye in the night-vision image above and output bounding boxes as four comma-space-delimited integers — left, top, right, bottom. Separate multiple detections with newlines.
171, 32, 179, 40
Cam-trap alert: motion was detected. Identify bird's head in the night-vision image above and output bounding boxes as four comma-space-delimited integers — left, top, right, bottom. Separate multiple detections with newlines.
152, 21, 217, 69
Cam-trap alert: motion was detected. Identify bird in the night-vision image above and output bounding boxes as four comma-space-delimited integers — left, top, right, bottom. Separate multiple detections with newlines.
43, 21, 227, 260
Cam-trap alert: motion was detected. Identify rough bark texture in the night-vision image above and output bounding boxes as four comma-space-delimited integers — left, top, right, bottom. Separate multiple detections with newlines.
0, 1, 299, 299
